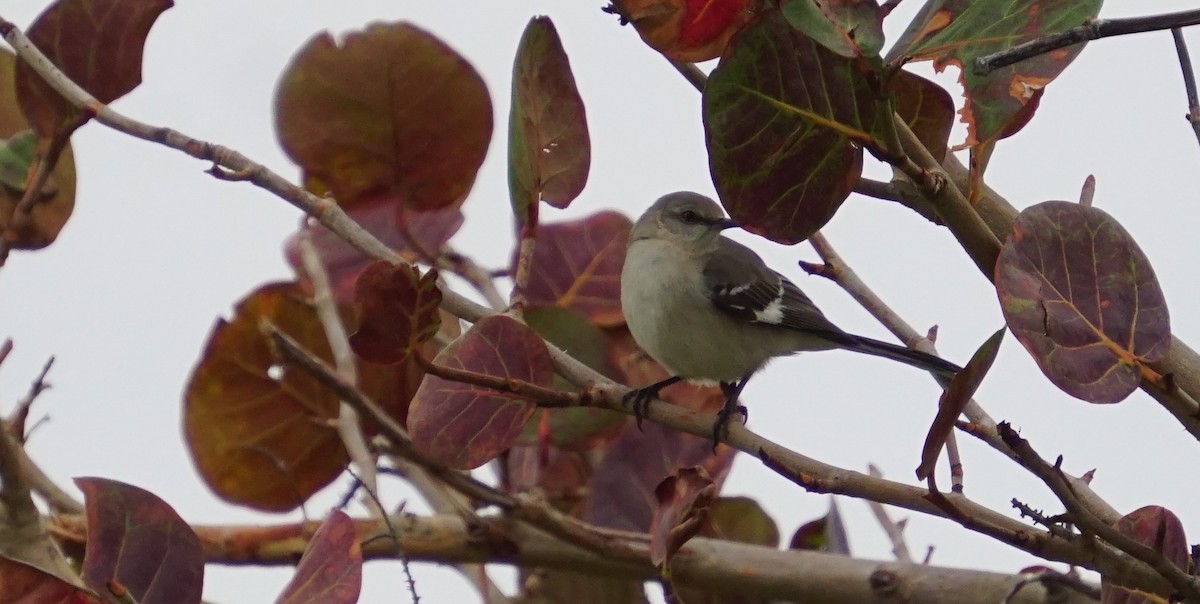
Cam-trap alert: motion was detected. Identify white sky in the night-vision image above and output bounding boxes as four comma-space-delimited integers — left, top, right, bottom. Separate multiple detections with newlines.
2, 1, 1200, 602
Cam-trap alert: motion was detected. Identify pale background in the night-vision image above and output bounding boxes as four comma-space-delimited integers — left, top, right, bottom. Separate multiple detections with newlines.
1, 1, 1198, 602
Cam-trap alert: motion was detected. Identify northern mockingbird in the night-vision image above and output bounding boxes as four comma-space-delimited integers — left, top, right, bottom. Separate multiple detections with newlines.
620, 191, 960, 439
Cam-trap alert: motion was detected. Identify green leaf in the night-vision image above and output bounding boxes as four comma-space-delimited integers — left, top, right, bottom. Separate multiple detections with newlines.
508, 16, 590, 224
704, 8, 889, 244
781, 0, 884, 58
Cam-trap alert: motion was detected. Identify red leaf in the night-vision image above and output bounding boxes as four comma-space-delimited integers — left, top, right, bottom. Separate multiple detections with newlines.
648, 467, 715, 567
76, 478, 203, 604
348, 263, 441, 364
275, 23, 492, 210
508, 16, 590, 221
614, 0, 762, 62
0, 557, 100, 604
15, 0, 173, 137
408, 315, 554, 469
275, 511, 362, 604
1101, 506, 1188, 604
521, 211, 632, 327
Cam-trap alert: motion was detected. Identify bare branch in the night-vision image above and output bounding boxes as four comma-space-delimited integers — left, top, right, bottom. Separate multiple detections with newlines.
1172, 28, 1200, 151
974, 9, 1200, 74
865, 464, 914, 563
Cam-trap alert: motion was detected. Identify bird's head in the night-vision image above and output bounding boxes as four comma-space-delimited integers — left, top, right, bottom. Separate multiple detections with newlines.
630, 192, 739, 248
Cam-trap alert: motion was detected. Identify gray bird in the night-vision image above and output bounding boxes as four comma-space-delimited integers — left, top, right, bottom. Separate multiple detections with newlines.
620, 191, 960, 439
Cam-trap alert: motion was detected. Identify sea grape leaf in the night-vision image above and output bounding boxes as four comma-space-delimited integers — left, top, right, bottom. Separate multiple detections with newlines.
648, 467, 715, 567
0, 557, 100, 604
789, 499, 850, 555
995, 201, 1169, 404
275, 23, 492, 210
0, 50, 76, 251
408, 315, 554, 469
348, 262, 441, 364
887, 0, 1102, 150
890, 70, 955, 163
520, 211, 631, 327
705, 8, 889, 244
76, 478, 203, 604
275, 511, 362, 604
1100, 506, 1187, 604
508, 16, 590, 224
184, 283, 419, 510
780, 0, 884, 58
15, 0, 173, 137
610, 0, 762, 62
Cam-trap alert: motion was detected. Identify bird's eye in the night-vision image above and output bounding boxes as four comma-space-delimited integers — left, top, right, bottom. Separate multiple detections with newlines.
680, 210, 700, 223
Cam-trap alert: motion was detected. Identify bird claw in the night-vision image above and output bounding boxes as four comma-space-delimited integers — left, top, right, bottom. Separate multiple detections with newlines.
623, 387, 656, 431
710, 404, 748, 450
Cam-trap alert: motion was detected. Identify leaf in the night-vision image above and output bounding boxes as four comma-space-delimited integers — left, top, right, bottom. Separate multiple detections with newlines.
780, 0, 884, 58
789, 499, 850, 555
521, 211, 632, 327
648, 467, 716, 567
14, 0, 173, 137
995, 202, 1170, 404
408, 315, 554, 469
704, 8, 887, 244
1100, 506, 1187, 604
704, 496, 779, 546
890, 70, 955, 163
916, 328, 1004, 481
0, 51, 76, 251
887, 0, 1101, 149
612, 0, 762, 62
508, 16, 590, 224
519, 307, 624, 448
76, 478, 203, 604
0, 557, 101, 604
275, 511, 362, 604
184, 283, 421, 510
275, 23, 493, 210
0, 131, 38, 191
348, 262, 441, 364
284, 197, 463, 305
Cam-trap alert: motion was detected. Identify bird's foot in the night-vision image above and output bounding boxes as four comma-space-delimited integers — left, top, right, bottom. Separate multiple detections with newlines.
622, 376, 682, 431
710, 403, 748, 450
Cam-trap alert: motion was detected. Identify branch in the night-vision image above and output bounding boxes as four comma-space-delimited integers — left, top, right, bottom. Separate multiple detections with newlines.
47, 512, 1099, 604
1172, 28, 1200, 151
865, 464, 914, 564
973, 9, 1200, 75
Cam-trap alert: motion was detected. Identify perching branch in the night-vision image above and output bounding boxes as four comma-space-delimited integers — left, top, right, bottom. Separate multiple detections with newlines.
47, 511, 1099, 604
973, 9, 1200, 75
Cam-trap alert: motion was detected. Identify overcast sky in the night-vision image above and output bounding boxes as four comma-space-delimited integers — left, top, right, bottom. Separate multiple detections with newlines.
3, 1, 1200, 602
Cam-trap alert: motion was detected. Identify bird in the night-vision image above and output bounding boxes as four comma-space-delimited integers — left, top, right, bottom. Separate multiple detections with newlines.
619, 191, 961, 441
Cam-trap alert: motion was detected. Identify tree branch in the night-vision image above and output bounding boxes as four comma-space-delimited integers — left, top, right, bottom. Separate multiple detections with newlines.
973, 9, 1200, 75
47, 512, 1099, 604
1172, 28, 1200, 151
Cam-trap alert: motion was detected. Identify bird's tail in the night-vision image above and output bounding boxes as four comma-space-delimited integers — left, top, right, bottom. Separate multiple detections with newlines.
844, 335, 961, 382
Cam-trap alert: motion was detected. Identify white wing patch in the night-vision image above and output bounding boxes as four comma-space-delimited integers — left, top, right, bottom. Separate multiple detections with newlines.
752, 282, 786, 325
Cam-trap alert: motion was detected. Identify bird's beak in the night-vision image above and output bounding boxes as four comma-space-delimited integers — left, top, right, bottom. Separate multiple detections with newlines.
716, 218, 740, 231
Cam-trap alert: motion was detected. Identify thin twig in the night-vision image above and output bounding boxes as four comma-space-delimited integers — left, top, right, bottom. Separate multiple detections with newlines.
1172, 28, 1200, 151
668, 60, 708, 91
414, 352, 588, 409
974, 9, 1200, 74
865, 464, 914, 563
10, 355, 53, 437
295, 234, 383, 520
346, 468, 420, 604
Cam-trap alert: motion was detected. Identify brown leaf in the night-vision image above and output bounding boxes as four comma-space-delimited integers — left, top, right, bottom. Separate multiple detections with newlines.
184, 283, 421, 511
275, 23, 493, 210
275, 511, 362, 604
0, 557, 101, 604
408, 315, 554, 469
890, 70, 955, 163
76, 478, 203, 604
0, 50, 76, 250
15, 0, 173, 137
348, 262, 441, 364
614, 0, 762, 62
1100, 506, 1188, 604
521, 211, 632, 327
995, 202, 1170, 404
916, 328, 1003, 481
648, 467, 716, 567
508, 16, 590, 222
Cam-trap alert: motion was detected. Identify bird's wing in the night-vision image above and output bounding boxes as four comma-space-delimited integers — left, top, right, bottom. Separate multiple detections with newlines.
702, 238, 851, 339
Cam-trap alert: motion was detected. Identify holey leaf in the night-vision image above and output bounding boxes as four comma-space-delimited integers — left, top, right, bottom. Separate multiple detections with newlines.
508, 16, 590, 223
408, 315, 554, 469
995, 201, 1170, 404
275, 23, 493, 210
887, 0, 1102, 150
704, 7, 889, 245
15, 0, 173, 138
